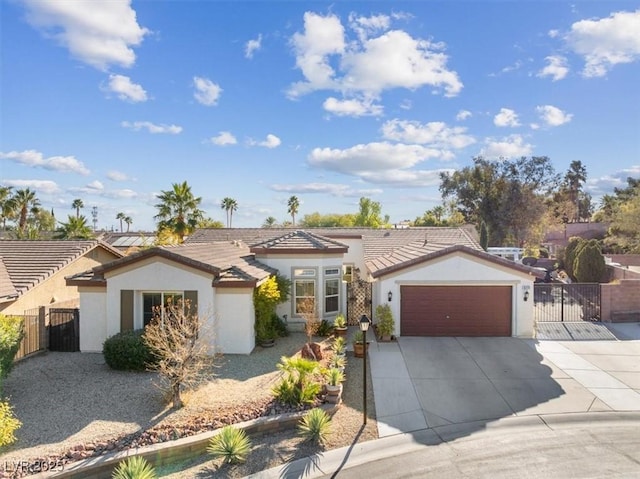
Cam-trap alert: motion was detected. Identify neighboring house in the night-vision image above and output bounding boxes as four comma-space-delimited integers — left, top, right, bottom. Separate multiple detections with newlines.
71, 227, 540, 355
0, 240, 123, 316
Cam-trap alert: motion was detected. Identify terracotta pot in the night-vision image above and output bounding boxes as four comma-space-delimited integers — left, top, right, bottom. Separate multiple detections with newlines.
353, 342, 369, 358
334, 327, 348, 338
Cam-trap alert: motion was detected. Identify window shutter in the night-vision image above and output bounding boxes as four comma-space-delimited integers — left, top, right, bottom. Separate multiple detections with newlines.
120, 290, 134, 331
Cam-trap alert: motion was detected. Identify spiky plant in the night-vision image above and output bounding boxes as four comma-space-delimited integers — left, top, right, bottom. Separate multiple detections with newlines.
207, 426, 252, 464
298, 408, 332, 445
111, 456, 157, 479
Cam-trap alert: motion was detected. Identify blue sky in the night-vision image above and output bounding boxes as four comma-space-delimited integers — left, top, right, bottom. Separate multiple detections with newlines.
1, 1, 639, 232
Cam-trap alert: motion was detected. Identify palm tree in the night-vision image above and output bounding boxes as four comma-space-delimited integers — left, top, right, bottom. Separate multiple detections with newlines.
220, 197, 238, 228
432, 205, 445, 224
71, 198, 84, 218
116, 212, 126, 232
287, 196, 300, 227
154, 181, 204, 242
262, 216, 277, 228
12, 188, 40, 233
55, 215, 94, 239
124, 216, 132, 232
0, 186, 15, 229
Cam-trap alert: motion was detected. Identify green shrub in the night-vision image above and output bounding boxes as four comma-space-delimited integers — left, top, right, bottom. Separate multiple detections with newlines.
564, 236, 586, 281
574, 240, 606, 283
0, 315, 24, 382
103, 330, 157, 371
273, 356, 322, 406
316, 320, 334, 337
271, 313, 289, 338
298, 408, 332, 445
0, 400, 21, 449
207, 426, 251, 464
112, 456, 157, 479
374, 304, 395, 337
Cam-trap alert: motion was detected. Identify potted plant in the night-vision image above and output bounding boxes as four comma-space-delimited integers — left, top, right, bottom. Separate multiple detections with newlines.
329, 353, 345, 372
325, 367, 344, 394
332, 336, 346, 357
333, 314, 347, 337
352, 331, 369, 358
375, 304, 395, 342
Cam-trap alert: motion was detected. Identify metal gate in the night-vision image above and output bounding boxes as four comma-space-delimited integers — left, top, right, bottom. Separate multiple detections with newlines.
534, 283, 601, 322
49, 308, 80, 352
346, 279, 372, 326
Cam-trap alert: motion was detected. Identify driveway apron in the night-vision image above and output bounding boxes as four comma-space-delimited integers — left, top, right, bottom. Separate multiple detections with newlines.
369, 335, 640, 439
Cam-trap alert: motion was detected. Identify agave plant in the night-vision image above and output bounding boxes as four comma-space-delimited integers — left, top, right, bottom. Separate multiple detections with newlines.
298, 408, 332, 445
331, 336, 346, 355
207, 425, 252, 464
325, 367, 344, 387
111, 456, 157, 479
329, 354, 345, 370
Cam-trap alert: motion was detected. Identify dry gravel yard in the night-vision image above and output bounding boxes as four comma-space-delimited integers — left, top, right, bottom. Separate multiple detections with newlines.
0, 332, 377, 477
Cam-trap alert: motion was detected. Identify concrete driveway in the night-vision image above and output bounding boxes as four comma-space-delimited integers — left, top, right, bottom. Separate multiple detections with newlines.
369, 329, 640, 438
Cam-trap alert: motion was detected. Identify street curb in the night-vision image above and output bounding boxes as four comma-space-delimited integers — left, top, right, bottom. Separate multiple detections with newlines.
245, 411, 640, 479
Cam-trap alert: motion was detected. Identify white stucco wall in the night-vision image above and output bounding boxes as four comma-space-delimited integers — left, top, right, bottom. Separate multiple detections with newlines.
78, 287, 107, 352
215, 288, 255, 354
374, 252, 535, 338
256, 253, 345, 328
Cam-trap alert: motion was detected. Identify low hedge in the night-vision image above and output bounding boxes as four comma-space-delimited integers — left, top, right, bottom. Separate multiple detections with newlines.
103, 330, 157, 371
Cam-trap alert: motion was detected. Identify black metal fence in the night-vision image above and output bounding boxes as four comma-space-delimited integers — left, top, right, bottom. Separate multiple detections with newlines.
534, 283, 601, 322
13, 307, 47, 361
49, 308, 80, 352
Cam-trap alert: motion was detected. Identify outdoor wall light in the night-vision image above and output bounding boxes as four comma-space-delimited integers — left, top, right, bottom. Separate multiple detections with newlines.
524, 291, 530, 302
388, 291, 393, 302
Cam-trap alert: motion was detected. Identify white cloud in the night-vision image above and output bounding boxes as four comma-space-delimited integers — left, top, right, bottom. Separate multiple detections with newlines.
1, 179, 60, 194
193, 76, 222, 106
565, 10, 640, 77
548, 29, 560, 39
400, 99, 412, 110
104, 74, 148, 102
456, 110, 472, 121
248, 134, 281, 148
288, 12, 462, 100
349, 13, 391, 42
87, 180, 104, 190
121, 121, 182, 134
0, 149, 90, 175
536, 105, 573, 126
537, 55, 569, 81
210, 131, 238, 146
493, 108, 521, 127
245, 34, 262, 59
309, 142, 433, 172
480, 135, 533, 158
21, 0, 149, 70
270, 182, 383, 197
323, 97, 383, 117
381, 119, 475, 150
107, 170, 130, 181
358, 168, 450, 187
587, 165, 640, 195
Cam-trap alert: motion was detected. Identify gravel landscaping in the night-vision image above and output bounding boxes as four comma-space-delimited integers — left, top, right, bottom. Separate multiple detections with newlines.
0, 332, 377, 477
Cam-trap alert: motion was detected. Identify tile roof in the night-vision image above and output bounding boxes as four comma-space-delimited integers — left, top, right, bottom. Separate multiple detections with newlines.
249, 230, 348, 254
369, 244, 547, 279
99, 231, 156, 249
76, 241, 276, 287
0, 240, 122, 301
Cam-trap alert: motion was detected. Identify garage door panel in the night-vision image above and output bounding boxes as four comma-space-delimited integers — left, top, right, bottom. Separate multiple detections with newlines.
401, 286, 512, 337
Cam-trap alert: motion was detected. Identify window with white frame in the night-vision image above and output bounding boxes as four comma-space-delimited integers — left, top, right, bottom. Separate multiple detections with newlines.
325, 278, 340, 314
293, 268, 316, 316
143, 292, 183, 326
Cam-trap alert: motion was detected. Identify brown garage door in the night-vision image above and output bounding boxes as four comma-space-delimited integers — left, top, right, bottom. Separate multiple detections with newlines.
401, 285, 512, 336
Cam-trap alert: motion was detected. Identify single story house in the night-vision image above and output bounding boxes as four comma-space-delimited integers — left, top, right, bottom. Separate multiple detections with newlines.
0, 240, 122, 316
76, 227, 541, 355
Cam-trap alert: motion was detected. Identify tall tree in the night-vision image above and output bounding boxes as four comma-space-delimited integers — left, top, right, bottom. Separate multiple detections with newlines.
262, 216, 278, 228
601, 177, 640, 253
564, 160, 587, 222
55, 215, 94, 239
440, 156, 558, 246
220, 197, 238, 228
354, 197, 387, 228
71, 198, 84, 218
12, 188, 40, 233
154, 181, 204, 242
116, 212, 126, 232
124, 216, 133, 232
0, 186, 15, 229
287, 196, 300, 227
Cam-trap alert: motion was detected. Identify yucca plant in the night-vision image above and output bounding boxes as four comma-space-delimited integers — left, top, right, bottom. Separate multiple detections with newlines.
329, 354, 345, 370
111, 456, 157, 479
207, 425, 252, 464
331, 336, 346, 355
325, 367, 344, 387
298, 408, 332, 445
